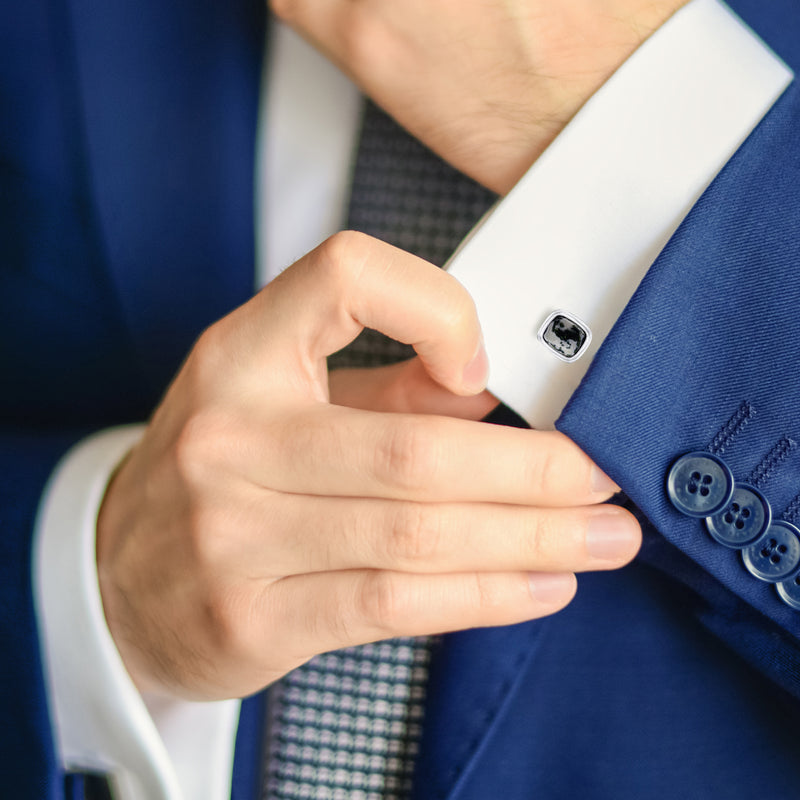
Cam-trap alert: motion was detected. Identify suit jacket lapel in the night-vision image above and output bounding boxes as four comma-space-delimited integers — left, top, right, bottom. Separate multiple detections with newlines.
412, 622, 547, 800
66, 0, 265, 399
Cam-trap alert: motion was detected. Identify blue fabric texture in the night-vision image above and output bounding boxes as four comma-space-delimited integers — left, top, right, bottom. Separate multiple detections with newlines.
231, 694, 267, 800
559, 80, 800, 692
0, 0, 264, 796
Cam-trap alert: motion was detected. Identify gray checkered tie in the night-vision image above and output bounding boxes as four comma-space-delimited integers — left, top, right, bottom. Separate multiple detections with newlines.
262, 101, 495, 800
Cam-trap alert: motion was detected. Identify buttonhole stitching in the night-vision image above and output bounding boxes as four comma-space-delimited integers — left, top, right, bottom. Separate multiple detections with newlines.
707, 400, 755, 456
747, 436, 797, 489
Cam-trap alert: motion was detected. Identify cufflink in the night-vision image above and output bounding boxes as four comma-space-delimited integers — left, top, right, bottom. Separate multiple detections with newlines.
536, 311, 592, 362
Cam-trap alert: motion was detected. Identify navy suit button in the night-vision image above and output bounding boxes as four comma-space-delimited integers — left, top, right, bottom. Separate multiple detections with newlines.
776, 573, 800, 610
666, 452, 735, 518
705, 483, 772, 549
742, 521, 800, 583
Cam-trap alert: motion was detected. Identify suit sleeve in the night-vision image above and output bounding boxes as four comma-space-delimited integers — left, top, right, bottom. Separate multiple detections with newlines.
557, 78, 800, 699
0, 429, 91, 800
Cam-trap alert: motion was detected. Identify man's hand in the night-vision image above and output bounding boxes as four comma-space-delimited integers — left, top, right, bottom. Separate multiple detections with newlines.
271, 0, 689, 194
96, 232, 640, 701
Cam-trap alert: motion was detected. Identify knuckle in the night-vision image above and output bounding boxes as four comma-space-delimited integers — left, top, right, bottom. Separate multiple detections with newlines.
201, 584, 254, 662
172, 410, 234, 487
523, 443, 561, 500
357, 571, 408, 636
471, 572, 506, 612
375, 418, 438, 493
173, 414, 212, 483
524, 513, 561, 566
317, 230, 372, 287
387, 502, 442, 567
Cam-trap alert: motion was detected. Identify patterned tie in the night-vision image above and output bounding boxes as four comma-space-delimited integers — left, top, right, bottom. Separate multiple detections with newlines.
263, 101, 495, 800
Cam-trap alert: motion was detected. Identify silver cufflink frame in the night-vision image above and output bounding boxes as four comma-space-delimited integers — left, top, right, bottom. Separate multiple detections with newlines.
536, 310, 592, 363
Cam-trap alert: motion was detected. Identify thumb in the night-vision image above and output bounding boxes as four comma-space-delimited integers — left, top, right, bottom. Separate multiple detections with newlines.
329, 358, 499, 420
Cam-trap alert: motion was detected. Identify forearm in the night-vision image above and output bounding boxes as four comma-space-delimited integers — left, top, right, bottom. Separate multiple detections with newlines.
271, 0, 691, 193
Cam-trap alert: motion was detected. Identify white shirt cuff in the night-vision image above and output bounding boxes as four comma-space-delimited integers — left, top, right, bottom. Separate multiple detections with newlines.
446, 0, 792, 427
33, 426, 241, 800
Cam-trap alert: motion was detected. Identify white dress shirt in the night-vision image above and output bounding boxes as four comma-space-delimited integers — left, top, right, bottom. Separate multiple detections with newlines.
33, 2, 793, 798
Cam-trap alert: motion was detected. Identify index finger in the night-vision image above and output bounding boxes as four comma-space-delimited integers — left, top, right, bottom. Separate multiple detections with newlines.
255, 404, 618, 506
239, 231, 489, 397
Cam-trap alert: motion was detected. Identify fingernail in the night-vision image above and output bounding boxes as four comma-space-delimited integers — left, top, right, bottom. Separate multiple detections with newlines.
462, 339, 489, 393
591, 466, 619, 494
527, 572, 576, 605
586, 511, 639, 561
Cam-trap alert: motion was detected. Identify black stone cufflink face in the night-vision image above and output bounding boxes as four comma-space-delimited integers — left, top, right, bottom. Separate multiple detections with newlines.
537, 311, 592, 362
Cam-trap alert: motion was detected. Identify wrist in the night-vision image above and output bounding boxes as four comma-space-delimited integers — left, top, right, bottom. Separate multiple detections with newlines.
95, 445, 162, 696
482, 0, 692, 193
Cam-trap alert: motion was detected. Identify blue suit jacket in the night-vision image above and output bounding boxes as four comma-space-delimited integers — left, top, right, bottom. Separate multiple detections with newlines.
2, 1, 799, 798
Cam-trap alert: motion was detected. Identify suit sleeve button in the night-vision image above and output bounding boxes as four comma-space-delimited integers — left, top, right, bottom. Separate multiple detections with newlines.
776, 572, 800, 609
742, 521, 800, 583
666, 452, 735, 518
705, 483, 772, 549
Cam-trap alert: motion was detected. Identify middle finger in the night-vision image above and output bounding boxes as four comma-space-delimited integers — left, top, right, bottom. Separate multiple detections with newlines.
235, 490, 640, 577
